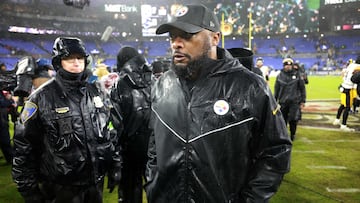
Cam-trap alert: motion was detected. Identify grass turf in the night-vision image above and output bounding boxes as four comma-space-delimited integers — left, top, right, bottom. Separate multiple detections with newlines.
2, 127, 359, 203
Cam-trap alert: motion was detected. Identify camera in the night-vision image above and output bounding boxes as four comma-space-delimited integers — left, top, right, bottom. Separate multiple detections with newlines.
13, 56, 36, 97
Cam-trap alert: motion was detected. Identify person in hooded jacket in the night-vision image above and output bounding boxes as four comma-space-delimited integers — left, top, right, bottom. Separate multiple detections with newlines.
110, 46, 152, 203
274, 58, 306, 140
12, 37, 122, 203
145, 4, 292, 203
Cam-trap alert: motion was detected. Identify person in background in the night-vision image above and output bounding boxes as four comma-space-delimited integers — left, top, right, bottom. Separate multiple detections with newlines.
333, 56, 360, 131
256, 57, 271, 84
274, 58, 306, 140
12, 37, 122, 203
12, 57, 54, 150
111, 46, 152, 203
351, 57, 360, 108
0, 88, 14, 165
151, 60, 168, 81
145, 4, 292, 202
93, 63, 110, 80
0, 62, 15, 165
32, 58, 54, 89
292, 62, 308, 124
293, 62, 309, 85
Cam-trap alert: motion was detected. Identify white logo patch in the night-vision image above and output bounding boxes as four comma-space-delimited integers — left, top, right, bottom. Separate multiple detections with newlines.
94, 96, 104, 108
175, 6, 188, 17
213, 100, 230, 115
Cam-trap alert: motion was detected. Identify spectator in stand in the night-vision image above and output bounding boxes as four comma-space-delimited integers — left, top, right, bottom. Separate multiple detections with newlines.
274, 58, 306, 140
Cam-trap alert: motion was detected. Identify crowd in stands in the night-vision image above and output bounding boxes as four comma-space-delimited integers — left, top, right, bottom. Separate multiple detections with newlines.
214, 0, 318, 36
0, 0, 358, 72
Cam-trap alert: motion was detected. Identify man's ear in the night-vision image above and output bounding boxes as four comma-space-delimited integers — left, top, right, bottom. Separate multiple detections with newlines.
212, 32, 221, 46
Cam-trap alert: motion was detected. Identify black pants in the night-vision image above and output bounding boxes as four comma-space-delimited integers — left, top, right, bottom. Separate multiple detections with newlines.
336, 88, 351, 125
118, 136, 149, 203
0, 109, 13, 163
38, 180, 104, 203
280, 102, 300, 137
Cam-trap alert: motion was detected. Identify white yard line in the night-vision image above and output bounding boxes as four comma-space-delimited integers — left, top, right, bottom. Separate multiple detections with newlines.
303, 140, 360, 143
326, 187, 360, 193
292, 150, 326, 153
306, 165, 347, 170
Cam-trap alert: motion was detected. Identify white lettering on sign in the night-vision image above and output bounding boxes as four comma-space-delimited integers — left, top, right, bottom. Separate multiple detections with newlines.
104, 4, 138, 13
324, 0, 343, 4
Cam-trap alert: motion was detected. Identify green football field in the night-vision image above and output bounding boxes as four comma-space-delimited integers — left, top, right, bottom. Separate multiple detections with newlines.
1, 75, 359, 203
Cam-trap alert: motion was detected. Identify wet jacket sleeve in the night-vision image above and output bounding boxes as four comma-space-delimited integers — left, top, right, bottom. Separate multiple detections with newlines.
110, 81, 133, 136
241, 85, 292, 202
12, 100, 43, 199
298, 77, 306, 103
144, 112, 158, 198
110, 86, 124, 134
274, 78, 280, 101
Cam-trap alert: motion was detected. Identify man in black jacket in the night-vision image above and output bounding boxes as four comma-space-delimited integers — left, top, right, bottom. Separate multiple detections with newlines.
12, 37, 122, 203
111, 46, 152, 203
274, 58, 306, 140
145, 4, 292, 203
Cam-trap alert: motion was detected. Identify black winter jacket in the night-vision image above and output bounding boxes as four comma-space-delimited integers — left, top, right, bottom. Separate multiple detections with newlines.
12, 75, 121, 197
145, 48, 292, 203
274, 69, 306, 104
110, 55, 152, 150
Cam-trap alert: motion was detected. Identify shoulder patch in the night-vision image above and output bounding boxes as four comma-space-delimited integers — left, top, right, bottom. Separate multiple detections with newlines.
21, 101, 38, 123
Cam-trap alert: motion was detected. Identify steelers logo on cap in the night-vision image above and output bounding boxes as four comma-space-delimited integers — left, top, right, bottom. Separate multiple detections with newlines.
175, 6, 189, 17
213, 100, 230, 115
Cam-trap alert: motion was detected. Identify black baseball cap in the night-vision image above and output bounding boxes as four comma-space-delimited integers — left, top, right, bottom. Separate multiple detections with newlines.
156, 4, 220, 34
283, 58, 294, 66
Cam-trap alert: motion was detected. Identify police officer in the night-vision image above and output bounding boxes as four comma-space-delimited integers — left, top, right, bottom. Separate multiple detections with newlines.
12, 37, 122, 203
274, 58, 306, 140
111, 46, 152, 203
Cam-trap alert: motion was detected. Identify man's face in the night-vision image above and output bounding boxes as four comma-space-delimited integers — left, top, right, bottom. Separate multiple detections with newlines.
256, 60, 263, 68
169, 28, 219, 80
61, 54, 85, 73
283, 64, 293, 72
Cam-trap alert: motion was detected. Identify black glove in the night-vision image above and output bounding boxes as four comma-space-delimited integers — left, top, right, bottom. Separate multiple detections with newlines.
107, 169, 121, 193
